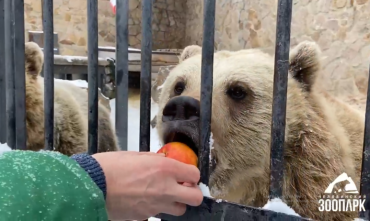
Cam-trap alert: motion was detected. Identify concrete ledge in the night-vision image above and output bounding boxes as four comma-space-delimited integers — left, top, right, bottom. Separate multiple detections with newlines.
54, 55, 110, 66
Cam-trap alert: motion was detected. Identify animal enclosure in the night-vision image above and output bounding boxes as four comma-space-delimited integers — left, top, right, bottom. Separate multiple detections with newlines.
0, 0, 370, 220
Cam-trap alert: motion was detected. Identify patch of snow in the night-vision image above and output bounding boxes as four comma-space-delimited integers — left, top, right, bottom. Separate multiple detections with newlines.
209, 132, 214, 150
198, 182, 212, 198
0, 143, 12, 155
98, 46, 141, 51
57, 55, 88, 63
69, 79, 89, 88
354, 218, 367, 221
65, 56, 73, 62
109, 97, 162, 153
262, 198, 300, 217
29, 30, 58, 34
209, 132, 214, 166
55, 79, 89, 88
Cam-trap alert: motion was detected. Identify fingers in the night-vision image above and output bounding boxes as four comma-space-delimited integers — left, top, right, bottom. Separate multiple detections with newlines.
138, 151, 165, 157
181, 182, 195, 187
170, 161, 200, 184
124, 151, 165, 157
160, 202, 187, 217
170, 184, 204, 207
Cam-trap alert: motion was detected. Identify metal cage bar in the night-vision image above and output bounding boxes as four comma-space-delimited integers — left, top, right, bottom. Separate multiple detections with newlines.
0, 0, 6, 143
198, 0, 215, 186
115, 0, 129, 151
87, 0, 99, 155
13, 0, 27, 150
359, 63, 370, 219
42, 0, 54, 151
139, 0, 153, 152
268, 0, 293, 199
4, 0, 16, 149
153, 1, 217, 218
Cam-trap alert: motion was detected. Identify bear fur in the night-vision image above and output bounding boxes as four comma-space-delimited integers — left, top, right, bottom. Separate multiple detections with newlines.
24, 42, 119, 155
155, 41, 365, 220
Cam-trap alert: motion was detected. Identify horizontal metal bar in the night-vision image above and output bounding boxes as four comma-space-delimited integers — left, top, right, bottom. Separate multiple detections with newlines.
87, 0, 99, 154
115, 0, 129, 151
155, 197, 310, 221
139, 0, 153, 152
199, 0, 216, 186
43, 0, 54, 151
269, 0, 293, 199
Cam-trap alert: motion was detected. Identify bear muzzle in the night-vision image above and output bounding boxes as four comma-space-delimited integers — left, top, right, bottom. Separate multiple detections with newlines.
161, 96, 200, 158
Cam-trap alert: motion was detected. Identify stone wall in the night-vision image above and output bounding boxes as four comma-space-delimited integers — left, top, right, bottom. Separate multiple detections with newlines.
129, 0, 186, 49
184, 0, 370, 100
24, 0, 186, 56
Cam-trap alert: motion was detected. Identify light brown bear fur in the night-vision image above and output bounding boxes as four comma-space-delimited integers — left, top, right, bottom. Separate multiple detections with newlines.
156, 41, 364, 220
24, 42, 119, 155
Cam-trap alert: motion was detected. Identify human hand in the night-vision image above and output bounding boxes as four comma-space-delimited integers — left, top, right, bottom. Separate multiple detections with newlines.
92, 151, 203, 220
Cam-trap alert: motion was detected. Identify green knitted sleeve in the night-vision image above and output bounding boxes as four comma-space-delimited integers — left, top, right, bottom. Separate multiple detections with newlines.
0, 150, 108, 221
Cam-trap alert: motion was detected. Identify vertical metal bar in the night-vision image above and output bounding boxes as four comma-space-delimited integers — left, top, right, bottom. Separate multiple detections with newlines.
115, 0, 129, 151
0, 0, 6, 143
4, 0, 15, 149
87, 0, 99, 155
139, 0, 152, 152
269, 0, 293, 199
359, 63, 370, 219
43, 0, 54, 150
13, 0, 27, 150
199, 0, 216, 186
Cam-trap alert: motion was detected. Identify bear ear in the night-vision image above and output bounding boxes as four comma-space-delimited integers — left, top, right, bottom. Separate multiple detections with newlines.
25, 42, 44, 79
289, 41, 322, 92
179, 45, 202, 62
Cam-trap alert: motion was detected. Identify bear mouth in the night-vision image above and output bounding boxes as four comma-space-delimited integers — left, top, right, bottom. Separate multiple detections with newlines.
163, 131, 199, 158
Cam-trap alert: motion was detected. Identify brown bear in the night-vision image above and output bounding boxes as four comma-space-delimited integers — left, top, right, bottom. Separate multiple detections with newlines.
155, 41, 365, 220
24, 42, 119, 156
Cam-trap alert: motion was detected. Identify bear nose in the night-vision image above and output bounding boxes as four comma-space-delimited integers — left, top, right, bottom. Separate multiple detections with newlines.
162, 96, 200, 122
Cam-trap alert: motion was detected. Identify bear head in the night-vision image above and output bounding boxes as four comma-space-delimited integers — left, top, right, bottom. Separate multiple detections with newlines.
156, 41, 323, 201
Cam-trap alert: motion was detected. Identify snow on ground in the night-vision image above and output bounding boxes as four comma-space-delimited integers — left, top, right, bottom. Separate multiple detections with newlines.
109, 96, 162, 153
55, 79, 89, 88
0, 143, 11, 155
98, 46, 141, 51
262, 198, 301, 217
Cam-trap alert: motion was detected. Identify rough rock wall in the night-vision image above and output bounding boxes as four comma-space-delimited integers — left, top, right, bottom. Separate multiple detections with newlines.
24, 0, 186, 56
129, 0, 186, 49
185, 0, 370, 100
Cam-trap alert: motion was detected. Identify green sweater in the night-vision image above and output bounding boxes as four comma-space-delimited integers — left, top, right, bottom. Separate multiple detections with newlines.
0, 150, 108, 221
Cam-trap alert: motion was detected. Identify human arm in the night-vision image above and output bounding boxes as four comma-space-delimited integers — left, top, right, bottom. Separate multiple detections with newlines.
90, 151, 203, 220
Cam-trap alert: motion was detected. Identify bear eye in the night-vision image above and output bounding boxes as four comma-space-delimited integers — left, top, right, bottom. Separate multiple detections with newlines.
227, 86, 246, 101
174, 81, 185, 95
